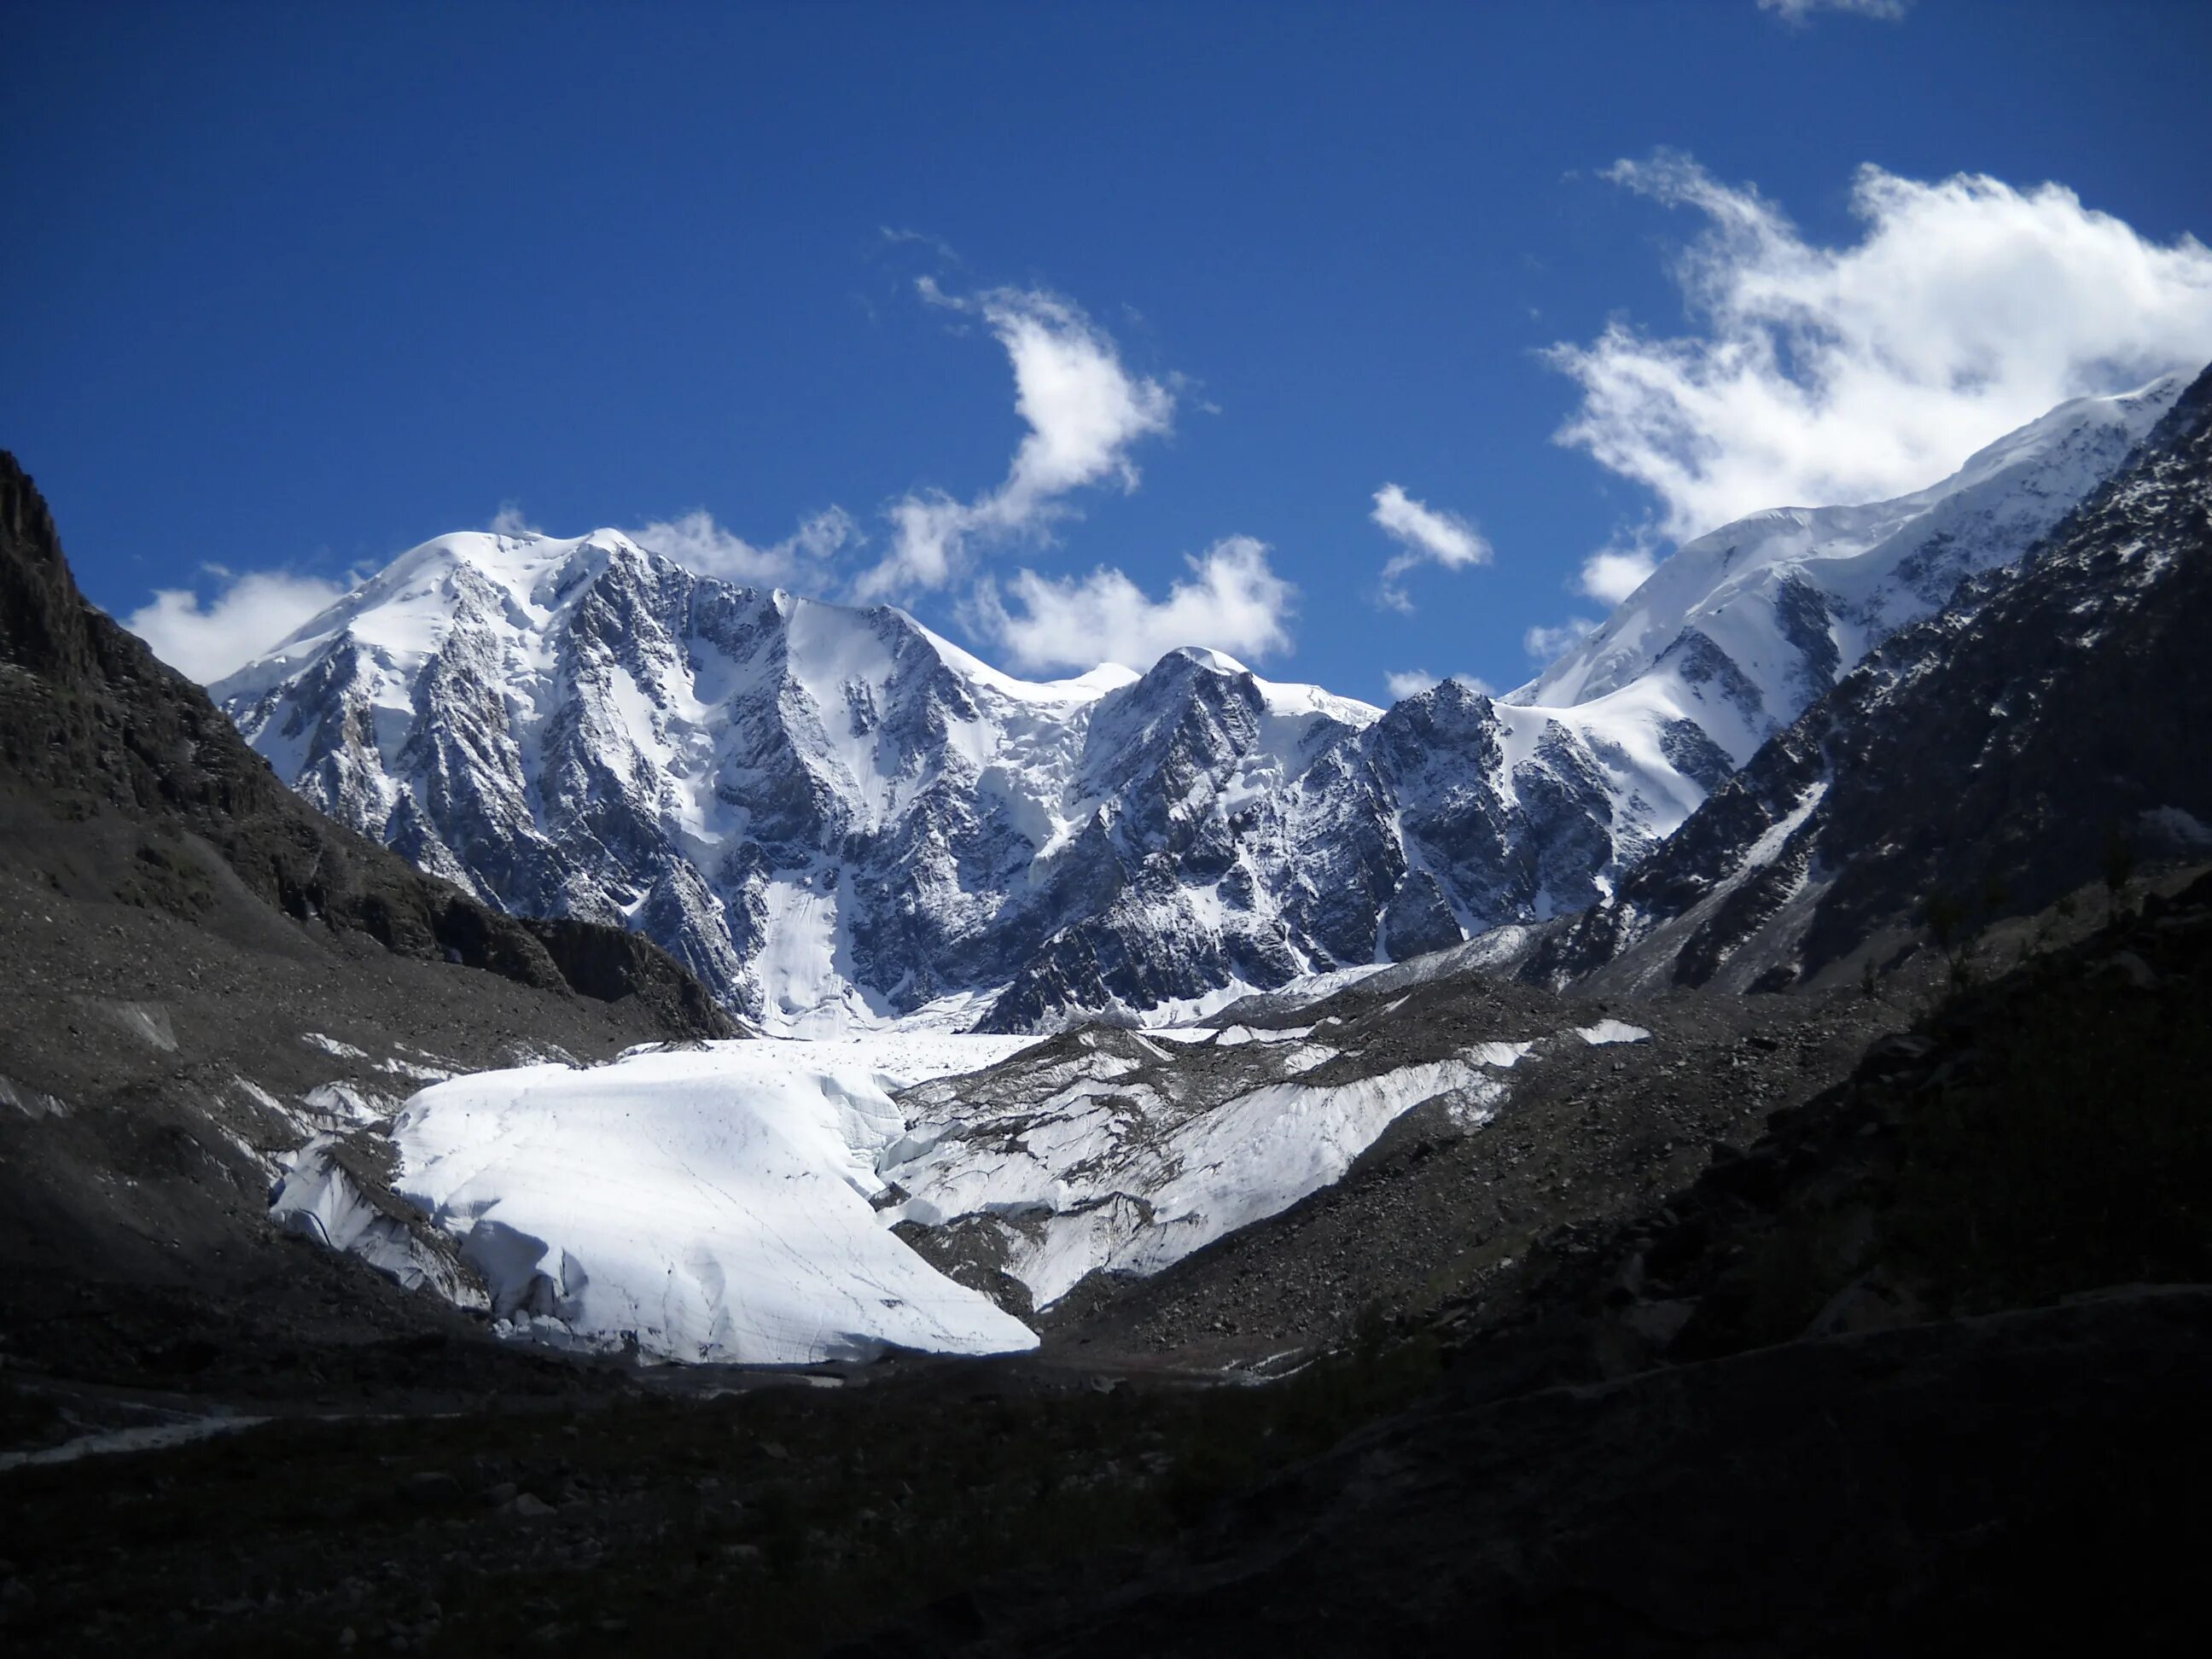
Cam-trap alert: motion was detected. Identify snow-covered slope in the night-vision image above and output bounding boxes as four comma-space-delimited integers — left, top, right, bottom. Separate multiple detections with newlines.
388, 1038, 1039, 1364
212, 382, 2173, 1031
1508, 377, 2185, 737
1523, 363, 2212, 996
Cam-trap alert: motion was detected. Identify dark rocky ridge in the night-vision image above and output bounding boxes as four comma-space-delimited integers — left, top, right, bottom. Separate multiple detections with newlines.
0, 451, 736, 1039
1528, 358, 2212, 995
0, 452, 734, 1396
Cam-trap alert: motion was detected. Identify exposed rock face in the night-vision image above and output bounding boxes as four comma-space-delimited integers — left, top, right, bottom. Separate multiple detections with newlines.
1526, 362, 2212, 994
204, 381, 2173, 1031
0, 452, 735, 1037
212, 537, 1716, 1033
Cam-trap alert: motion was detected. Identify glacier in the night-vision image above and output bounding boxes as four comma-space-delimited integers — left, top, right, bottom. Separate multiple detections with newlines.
387, 1034, 1042, 1365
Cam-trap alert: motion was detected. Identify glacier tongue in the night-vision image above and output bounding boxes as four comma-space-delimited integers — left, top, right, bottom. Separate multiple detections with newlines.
374, 996, 1561, 1360
389, 1035, 1042, 1365
887, 1033, 1522, 1309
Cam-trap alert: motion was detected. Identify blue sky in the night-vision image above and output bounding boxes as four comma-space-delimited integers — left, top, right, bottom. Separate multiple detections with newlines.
7, 0, 2211, 702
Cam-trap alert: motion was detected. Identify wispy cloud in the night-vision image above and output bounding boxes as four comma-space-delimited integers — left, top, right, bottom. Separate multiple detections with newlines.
1757, 0, 1908, 22
1548, 154, 2212, 544
630, 506, 859, 585
854, 282, 1177, 600
970, 535, 1294, 674
125, 568, 348, 684
879, 225, 963, 265
488, 501, 538, 538
1385, 668, 1494, 702
1369, 483, 1493, 612
1522, 616, 1598, 666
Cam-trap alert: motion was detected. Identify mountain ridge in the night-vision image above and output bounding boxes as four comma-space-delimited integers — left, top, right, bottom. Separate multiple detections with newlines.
1522, 360, 2212, 995
203, 379, 2180, 1031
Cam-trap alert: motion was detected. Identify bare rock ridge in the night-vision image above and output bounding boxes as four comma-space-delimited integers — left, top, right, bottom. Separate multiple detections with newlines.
207, 380, 2177, 1032
1527, 359, 2212, 995
0, 451, 736, 1038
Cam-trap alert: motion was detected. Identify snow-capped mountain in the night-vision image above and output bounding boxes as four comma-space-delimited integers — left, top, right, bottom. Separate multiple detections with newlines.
213, 540, 1384, 1031
1507, 372, 2184, 756
1524, 362, 2212, 995
211, 379, 2176, 1031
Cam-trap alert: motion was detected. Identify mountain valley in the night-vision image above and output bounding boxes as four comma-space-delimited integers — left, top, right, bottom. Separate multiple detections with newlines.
4, 360, 2210, 1654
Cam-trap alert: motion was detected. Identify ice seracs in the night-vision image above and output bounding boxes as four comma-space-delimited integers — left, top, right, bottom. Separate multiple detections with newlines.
886, 1033, 1524, 1307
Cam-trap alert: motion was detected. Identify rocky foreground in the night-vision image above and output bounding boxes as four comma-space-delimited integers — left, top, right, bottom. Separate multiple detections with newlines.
4, 869, 2205, 1655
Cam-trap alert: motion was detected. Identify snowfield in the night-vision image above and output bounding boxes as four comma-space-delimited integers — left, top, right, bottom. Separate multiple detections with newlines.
390, 1037, 1039, 1365
357, 1001, 1567, 1365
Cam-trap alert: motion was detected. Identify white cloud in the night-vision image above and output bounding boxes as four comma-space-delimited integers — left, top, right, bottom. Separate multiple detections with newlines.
1758, 0, 1908, 22
972, 535, 1295, 674
1577, 542, 1660, 605
879, 225, 963, 265
1385, 669, 1439, 700
855, 283, 1176, 599
1370, 483, 1492, 612
1523, 616, 1598, 665
631, 506, 859, 585
125, 568, 348, 684
488, 501, 538, 538
1549, 154, 2212, 541
1385, 669, 1495, 701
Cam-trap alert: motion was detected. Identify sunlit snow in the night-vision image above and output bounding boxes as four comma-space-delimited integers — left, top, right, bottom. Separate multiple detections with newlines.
389, 1034, 1040, 1365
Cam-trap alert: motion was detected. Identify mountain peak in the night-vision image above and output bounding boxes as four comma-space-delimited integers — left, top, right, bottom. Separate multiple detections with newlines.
1167, 644, 1251, 674
204, 380, 2178, 1031
1510, 374, 2188, 714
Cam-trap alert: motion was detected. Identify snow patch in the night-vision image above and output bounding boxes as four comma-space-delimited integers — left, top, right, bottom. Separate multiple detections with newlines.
1575, 1020, 1652, 1046
0, 1074, 67, 1120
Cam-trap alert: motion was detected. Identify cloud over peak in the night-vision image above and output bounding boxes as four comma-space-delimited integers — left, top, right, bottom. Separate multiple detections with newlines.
1522, 616, 1597, 666
1370, 483, 1492, 612
1549, 154, 2212, 543
854, 282, 1176, 600
971, 535, 1295, 674
1384, 668, 1494, 702
631, 505, 859, 585
126, 568, 348, 684
1576, 541, 1660, 606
